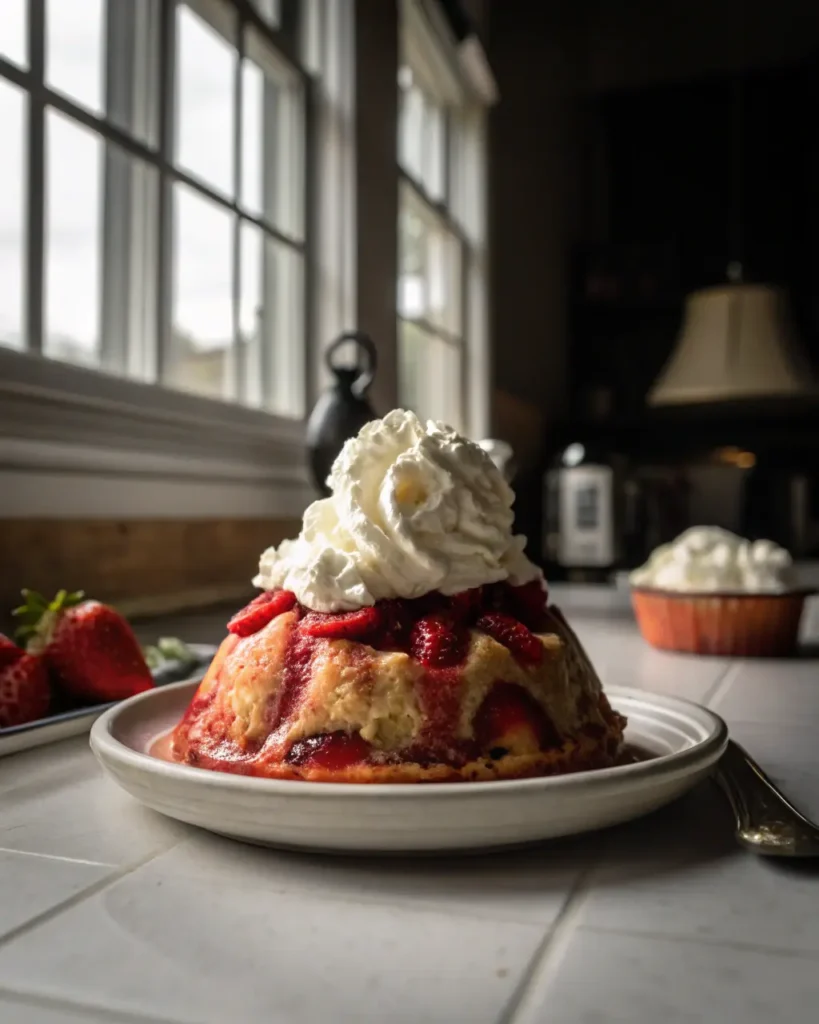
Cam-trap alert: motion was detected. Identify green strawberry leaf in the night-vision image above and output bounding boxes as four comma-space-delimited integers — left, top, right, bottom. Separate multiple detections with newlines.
11, 588, 85, 650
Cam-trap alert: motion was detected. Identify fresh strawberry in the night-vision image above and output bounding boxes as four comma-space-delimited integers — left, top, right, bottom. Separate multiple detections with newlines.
410, 612, 469, 668
227, 589, 297, 637
476, 612, 544, 666
300, 606, 382, 640
14, 590, 154, 703
0, 650, 50, 728
0, 633, 23, 669
286, 731, 372, 770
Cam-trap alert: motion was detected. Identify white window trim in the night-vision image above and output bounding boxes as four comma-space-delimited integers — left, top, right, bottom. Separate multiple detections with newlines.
0, 0, 355, 519
403, 0, 498, 109
397, 0, 496, 439
0, 344, 312, 517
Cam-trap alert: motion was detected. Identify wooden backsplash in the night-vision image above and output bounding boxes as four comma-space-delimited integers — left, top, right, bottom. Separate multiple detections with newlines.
0, 518, 300, 631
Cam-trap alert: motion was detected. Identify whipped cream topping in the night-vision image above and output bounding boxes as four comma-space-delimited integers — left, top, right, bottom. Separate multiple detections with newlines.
254, 409, 541, 611
629, 527, 795, 594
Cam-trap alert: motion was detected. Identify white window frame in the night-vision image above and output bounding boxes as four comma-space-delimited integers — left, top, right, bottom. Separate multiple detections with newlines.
0, 0, 353, 518
397, 0, 492, 438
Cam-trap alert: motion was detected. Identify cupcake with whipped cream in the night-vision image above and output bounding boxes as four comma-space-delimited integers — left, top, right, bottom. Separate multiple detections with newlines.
629, 527, 807, 656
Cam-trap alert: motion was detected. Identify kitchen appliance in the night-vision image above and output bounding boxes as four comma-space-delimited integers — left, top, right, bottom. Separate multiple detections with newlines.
546, 464, 617, 570
543, 441, 692, 578
544, 444, 620, 573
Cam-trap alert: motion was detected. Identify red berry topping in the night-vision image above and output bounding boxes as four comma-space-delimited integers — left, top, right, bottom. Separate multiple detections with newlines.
227, 590, 297, 637
286, 731, 372, 770
474, 682, 560, 751
410, 612, 469, 668
300, 606, 382, 640
374, 599, 411, 650
448, 587, 483, 624
476, 612, 544, 665
482, 581, 515, 614
511, 580, 550, 631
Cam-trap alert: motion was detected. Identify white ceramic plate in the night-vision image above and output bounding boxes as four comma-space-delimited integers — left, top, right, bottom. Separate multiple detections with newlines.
90, 681, 728, 854
0, 644, 216, 759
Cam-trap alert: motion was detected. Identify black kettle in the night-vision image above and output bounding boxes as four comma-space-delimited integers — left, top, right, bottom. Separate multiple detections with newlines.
306, 331, 378, 495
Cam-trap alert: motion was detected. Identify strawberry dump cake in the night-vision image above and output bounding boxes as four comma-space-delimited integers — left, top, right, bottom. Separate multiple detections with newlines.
171, 411, 625, 782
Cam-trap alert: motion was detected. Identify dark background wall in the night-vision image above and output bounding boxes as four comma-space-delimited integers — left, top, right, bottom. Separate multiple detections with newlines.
486, 0, 819, 461
487, 2, 584, 466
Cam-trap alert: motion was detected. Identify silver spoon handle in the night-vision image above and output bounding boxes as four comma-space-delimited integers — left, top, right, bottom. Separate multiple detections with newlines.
715, 740, 818, 855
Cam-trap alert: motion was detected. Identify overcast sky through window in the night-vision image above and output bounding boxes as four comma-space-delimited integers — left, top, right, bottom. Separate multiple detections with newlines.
0, 1, 241, 356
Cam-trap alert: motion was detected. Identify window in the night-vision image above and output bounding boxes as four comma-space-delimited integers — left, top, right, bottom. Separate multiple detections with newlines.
396, 7, 490, 436
0, 0, 306, 417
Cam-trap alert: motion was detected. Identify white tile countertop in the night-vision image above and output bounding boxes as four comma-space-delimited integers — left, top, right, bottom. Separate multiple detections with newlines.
1, 585, 818, 1024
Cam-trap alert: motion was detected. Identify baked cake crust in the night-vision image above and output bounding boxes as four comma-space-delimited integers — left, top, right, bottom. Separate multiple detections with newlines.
171, 597, 626, 784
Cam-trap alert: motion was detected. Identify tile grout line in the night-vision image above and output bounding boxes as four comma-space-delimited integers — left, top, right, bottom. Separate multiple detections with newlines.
0, 984, 187, 1024
0, 844, 116, 869
701, 661, 742, 709
497, 862, 598, 1024
0, 841, 182, 953
495, 653, 741, 1024
580, 922, 819, 963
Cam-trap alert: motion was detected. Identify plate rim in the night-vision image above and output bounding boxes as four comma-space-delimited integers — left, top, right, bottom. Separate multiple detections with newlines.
90, 680, 729, 800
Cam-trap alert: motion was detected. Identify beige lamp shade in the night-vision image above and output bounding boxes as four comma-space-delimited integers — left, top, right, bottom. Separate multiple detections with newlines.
648, 284, 814, 405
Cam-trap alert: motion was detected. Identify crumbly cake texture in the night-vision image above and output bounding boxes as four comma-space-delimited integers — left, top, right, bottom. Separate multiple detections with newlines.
171, 590, 626, 784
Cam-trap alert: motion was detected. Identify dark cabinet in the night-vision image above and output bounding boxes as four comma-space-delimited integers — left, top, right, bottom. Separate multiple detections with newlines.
570, 55, 819, 416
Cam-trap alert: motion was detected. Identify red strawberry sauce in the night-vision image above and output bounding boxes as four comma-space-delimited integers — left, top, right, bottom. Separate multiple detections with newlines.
175, 581, 556, 773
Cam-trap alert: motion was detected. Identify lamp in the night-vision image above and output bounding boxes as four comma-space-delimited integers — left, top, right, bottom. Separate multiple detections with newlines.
648, 71, 816, 407
648, 282, 814, 405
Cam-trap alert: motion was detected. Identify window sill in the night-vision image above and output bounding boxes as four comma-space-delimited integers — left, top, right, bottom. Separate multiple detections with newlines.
0, 348, 315, 518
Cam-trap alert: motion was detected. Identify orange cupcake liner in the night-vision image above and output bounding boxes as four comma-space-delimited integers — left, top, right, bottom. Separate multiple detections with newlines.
630, 589, 809, 657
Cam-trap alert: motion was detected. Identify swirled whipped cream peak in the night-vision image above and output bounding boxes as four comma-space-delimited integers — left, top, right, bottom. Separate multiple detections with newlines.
629, 526, 795, 594
254, 409, 541, 611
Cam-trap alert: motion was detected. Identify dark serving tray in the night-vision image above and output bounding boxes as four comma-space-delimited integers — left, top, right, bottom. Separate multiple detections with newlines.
0, 643, 216, 758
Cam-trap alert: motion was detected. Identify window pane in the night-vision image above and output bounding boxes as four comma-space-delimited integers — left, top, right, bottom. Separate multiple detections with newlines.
46, 0, 104, 115
0, 0, 27, 66
265, 237, 304, 416
105, 0, 161, 146
428, 225, 462, 335
175, 4, 236, 198
398, 204, 426, 318
0, 80, 25, 351
399, 193, 462, 337
101, 145, 159, 381
168, 183, 235, 401
240, 222, 303, 415
399, 71, 447, 202
44, 111, 102, 367
399, 321, 462, 429
244, 28, 304, 239
239, 220, 263, 406
399, 80, 424, 181
424, 101, 446, 202
241, 59, 264, 218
